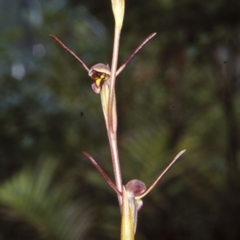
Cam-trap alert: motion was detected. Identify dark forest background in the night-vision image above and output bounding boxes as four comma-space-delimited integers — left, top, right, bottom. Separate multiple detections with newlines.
0, 0, 240, 239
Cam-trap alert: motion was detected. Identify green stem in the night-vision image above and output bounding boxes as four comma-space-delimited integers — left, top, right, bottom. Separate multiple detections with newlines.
107, 28, 122, 206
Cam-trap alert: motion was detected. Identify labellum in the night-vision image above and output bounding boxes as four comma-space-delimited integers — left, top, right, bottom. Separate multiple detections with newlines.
88, 63, 111, 94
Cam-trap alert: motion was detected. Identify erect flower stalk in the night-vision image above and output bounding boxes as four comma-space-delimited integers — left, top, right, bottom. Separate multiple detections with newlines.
107, 0, 125, 205
50, 1, 186, 238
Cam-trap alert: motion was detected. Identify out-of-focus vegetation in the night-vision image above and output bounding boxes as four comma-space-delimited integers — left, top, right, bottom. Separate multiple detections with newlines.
0, 0, 239, 239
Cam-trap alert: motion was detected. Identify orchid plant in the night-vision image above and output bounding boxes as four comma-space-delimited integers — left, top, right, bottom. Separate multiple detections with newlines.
51, 0, 186, 239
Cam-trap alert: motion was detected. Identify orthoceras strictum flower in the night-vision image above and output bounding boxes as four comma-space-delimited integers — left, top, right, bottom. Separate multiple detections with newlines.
50, 33, 156, 94
82, 149, 186, 236
88, 63, 111, 94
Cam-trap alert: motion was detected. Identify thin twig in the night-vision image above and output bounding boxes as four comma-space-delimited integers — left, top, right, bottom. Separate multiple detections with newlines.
116, 32, 157, 76
82, 152, 122, 195
136, 150, 186, 199
50, 34, 89, 72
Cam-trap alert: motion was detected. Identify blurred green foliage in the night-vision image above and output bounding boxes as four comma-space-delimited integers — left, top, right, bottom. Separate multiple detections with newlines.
0, 0, 240, 239
0, 161, 92, 240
